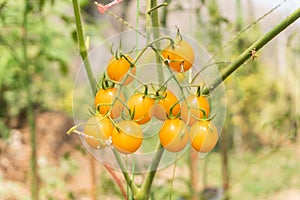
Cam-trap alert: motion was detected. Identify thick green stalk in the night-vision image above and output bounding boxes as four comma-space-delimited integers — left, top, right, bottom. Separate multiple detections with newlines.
72, 0, 96, 94
72, 1, 138, 198
113, 149, 139, 195
22, 1, 38, 199
128, 1, 166, 199
135, 143, 164, 200
203, 6, 300, 95
147, 0, 164, 83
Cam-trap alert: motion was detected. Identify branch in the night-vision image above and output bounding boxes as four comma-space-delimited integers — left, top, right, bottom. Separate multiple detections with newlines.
72, 0, 139, 196
22, 1, 38, 199
135, 143, 164, 199
72, 0, 96, 94
203, 6, 300, 95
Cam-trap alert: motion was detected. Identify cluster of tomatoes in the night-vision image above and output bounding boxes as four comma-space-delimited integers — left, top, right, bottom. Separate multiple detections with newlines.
83, 36, 219, 155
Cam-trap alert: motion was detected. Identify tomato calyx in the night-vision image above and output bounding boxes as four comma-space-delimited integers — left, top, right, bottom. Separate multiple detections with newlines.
175, 25, 183, 45
140, 85, 156, 99
195, 85, 210, 97
155, 85, 168, 100
110, 43, 135, 69
99, 74, 115, 90
166, 100, 181, 120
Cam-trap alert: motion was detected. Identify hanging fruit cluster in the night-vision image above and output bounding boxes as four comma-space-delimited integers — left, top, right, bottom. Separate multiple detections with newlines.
77, 29, 219, 155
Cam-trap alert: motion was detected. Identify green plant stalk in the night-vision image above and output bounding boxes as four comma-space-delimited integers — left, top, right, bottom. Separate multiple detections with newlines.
130, 1, 166, 199
72, 0, 96, 94
147, 0, 164, 84
134, 143, 164, 199
72, 0, 139, 196
22, 1, 38, 199
112, 149, 139, 194
203, 6, 300, 95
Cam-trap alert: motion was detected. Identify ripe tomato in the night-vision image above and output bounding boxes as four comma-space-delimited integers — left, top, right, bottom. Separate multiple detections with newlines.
94, 87, 125, 119
189, 120, 218, 153
181, 94, 210, 126
159, 118, 188, 152
128, 93, 154, 124
112, 120, 143, 154
106, 55, 136, 85
161, 40, 194, 73
150, 90, 180, 120
83, 115, 113, 149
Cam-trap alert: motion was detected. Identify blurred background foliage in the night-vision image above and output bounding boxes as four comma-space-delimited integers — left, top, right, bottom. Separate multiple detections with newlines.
0, 0, 299, 199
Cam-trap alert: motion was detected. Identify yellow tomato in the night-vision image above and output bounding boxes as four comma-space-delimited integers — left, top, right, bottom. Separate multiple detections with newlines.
83, 115, 113, 149
189, 120, 218, 153
112, 120, 143, 154
159, 118, 188, 152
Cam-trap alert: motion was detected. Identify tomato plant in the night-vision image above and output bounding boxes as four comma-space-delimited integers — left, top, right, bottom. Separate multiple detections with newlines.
83, 115, 113, 149
162, 39, 195, 73
151, 89, 180, 120
188, 120, 218, 153
181, 94, 210, 126
106, 55, 136, 85
128, 93, 154, 124
159, 118, 188, 152
94, 87, 125, 119
112, 120, 143, 154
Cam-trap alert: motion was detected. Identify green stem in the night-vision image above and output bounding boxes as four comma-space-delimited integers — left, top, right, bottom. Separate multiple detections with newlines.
147, 3, 168, 14
132, 36, 175, 65
22, 1, 38, 199
160, 0, 171, 27
135, 143, 164, 200
130, 1, 166, 199
203, 6, 300, 95
113, 149, 139, 195
147, 0, 164, 84
72, 0, 138, 198
72, 0, 96, 94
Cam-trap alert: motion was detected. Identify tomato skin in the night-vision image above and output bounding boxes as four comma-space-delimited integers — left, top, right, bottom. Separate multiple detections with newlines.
189, 120, 218, 153
159, 118, 188, 152
107, 55, 136, 85
181, 94, 210, 126
83, 115, 113, 149
128, 93, 154, 124
162, 40, 194, 72
151, 90, 180, 120
112, 120, 143, 154
94, 88, 125, 119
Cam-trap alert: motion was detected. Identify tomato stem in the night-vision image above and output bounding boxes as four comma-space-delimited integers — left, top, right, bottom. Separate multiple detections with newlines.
72, 0, 97, 94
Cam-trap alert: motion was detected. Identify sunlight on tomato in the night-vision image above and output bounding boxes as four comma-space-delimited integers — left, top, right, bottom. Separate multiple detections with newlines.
162, 40, 194, 73
189, 120, 218, 153
181, 94, 210, 126
94, 88, 125, 119
159, 118, 188, 152
128, 93, 154, 124
112, 120, 143, 154
106, 55, 136, 85
83, 115, 113, 149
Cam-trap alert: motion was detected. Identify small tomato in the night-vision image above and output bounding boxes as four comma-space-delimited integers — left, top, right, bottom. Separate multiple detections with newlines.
128, 93, 154, 124
112, 120, 143, 154
83, 115, 113, 149
162, 40, 194, 73
159, 118, 188, 152
181, 94, 210, 126
94, 87, 125, 119
189, 120, 218, 153
106, 55, 136, 85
